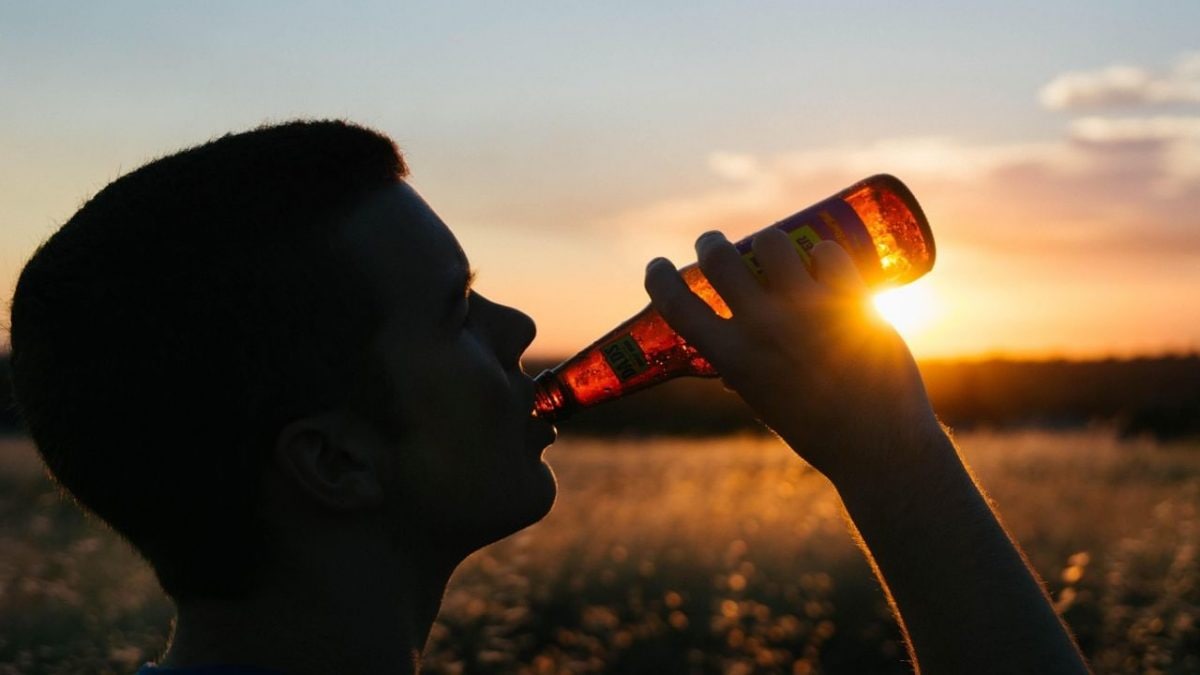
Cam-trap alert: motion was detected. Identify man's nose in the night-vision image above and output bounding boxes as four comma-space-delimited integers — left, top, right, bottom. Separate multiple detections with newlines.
504, 305, 537, 364
478, 294, 537, 368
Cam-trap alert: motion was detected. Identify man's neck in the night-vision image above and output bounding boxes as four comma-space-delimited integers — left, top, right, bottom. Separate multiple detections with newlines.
159, 548, 456, 675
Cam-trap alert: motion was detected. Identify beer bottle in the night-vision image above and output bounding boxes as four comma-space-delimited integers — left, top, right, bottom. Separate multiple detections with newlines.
532, 174, 935, 421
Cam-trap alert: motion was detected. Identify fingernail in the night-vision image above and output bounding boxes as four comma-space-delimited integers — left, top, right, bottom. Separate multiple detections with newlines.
698, 230, 724, 242
646, 257, 670, 270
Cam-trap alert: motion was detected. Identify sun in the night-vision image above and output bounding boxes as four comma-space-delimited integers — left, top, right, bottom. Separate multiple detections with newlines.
872, 282, 939, 337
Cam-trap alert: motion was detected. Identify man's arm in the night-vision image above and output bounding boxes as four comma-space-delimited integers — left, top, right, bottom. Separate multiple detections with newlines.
644, 229, 1090, 674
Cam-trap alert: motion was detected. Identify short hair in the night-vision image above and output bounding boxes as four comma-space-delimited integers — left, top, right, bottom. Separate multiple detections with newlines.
9, 120, 407, 601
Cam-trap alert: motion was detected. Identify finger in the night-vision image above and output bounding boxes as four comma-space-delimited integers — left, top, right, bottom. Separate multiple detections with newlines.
751, 228, 819, 295
644, 257, 729, 350
694, 231, 762, 317
810, 241, 868, 296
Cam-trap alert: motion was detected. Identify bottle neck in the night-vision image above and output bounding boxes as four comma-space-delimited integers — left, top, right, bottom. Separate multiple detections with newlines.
532, 370, 575, 421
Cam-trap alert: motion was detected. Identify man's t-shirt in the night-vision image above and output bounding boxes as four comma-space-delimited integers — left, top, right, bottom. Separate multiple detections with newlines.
137, 665, 285, 675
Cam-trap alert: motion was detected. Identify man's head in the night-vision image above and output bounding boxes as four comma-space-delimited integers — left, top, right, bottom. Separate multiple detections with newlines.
309, 182, 557, 557
8, 121, 556, 603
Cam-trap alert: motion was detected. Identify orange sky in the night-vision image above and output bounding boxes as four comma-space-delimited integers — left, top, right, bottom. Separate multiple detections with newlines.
2, 6, 1198, 361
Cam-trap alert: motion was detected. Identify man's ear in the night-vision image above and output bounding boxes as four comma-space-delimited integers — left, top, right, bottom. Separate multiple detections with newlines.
273, 412, 385, 511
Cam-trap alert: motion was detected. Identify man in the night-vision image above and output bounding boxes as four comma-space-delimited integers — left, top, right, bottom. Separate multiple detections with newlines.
8, 121, 1090, 673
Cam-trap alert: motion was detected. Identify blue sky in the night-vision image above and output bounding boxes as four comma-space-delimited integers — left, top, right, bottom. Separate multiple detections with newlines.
3, 2, 1199, 356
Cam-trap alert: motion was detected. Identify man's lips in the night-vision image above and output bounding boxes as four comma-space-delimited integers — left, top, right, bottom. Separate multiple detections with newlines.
522, 379, 557, 447
528, 411, 557, 448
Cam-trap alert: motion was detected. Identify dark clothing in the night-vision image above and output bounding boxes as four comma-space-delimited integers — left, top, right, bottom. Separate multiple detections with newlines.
137, 665, 286, 675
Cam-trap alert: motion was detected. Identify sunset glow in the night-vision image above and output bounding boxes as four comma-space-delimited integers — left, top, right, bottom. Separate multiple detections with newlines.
1, 5, 1197, 361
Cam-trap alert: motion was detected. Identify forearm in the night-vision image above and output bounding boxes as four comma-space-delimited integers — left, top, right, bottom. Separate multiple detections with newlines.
835, 428, 1090, 675
643, 235, 1090, 672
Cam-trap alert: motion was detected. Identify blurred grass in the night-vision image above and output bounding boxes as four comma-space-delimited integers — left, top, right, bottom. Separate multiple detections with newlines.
1, 431, 1198, 674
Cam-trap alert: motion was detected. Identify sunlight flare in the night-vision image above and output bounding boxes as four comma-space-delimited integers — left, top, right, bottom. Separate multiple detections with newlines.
872, 281, 939, 337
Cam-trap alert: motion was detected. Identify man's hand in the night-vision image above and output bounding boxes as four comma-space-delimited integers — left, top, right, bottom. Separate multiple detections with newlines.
644, 229, 942, 489
644, 228, 1091, 674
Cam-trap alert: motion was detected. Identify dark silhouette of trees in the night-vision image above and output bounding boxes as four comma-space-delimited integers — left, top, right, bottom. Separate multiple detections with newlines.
0, 354, 20, 432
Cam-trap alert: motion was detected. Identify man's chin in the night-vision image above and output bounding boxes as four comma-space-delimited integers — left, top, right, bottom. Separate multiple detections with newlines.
456, 466, 558, 553
529, 461, 558, 518
505, 463, 558, 533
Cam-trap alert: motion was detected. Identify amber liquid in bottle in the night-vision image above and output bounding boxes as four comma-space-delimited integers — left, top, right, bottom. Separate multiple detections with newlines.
532, 174, 935, 421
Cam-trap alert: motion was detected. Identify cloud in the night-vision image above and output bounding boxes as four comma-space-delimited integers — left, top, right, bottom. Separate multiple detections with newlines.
1067, 116, 1200, 194
600, 124, 1200, 356
1040, 51, 1200, 110
1068, 115, 1200, 143
603, 111, 1200, 271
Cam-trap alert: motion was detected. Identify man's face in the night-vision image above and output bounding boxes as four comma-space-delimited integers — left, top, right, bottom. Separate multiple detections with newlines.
340, 181, 557, 552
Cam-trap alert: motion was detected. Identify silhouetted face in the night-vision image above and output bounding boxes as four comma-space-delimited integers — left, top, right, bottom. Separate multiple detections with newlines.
340, 181, 557, 552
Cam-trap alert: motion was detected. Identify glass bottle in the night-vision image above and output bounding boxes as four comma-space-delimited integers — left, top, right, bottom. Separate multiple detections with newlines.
533, 174, 935, 421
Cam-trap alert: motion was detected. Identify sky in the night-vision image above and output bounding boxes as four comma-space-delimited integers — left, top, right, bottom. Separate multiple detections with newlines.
2, 1, 1199, 359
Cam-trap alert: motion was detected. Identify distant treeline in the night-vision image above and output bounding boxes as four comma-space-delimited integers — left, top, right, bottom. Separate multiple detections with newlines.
0, 356, 18, 432
919, 356, 1200, 440
2, 354, 1198, 439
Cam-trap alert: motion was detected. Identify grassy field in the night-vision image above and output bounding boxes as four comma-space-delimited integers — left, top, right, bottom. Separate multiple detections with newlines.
1, 430, 1198, 674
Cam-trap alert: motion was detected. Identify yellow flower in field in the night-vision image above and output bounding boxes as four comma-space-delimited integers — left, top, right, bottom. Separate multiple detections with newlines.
669, 610, 688, 630
721, 599, 739, 618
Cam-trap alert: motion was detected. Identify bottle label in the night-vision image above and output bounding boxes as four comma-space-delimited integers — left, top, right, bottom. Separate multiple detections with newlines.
736, 197, 875, 276
601, 334, 649, 382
